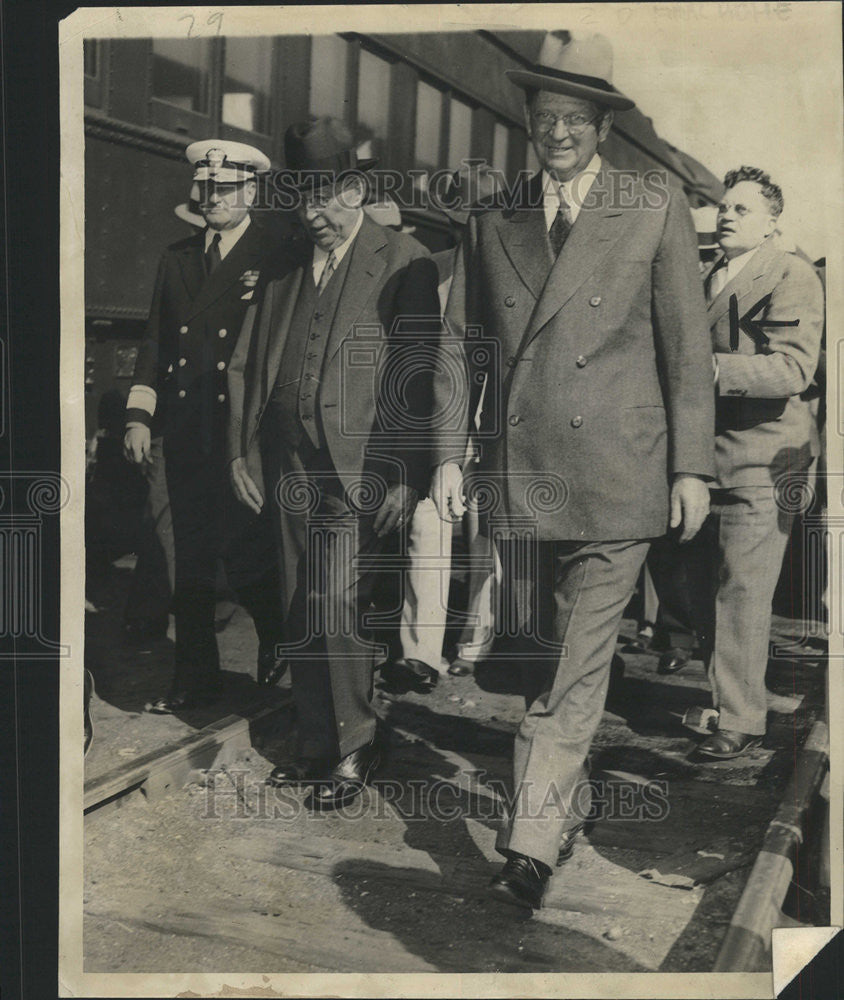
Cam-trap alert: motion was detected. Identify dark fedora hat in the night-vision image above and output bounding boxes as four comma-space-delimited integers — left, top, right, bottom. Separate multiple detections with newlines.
284, 116, 377, 189
507, 31, 635, 111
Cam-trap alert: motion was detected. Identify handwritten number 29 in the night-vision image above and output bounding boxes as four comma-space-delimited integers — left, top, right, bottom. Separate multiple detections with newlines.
179, 11, 224, 37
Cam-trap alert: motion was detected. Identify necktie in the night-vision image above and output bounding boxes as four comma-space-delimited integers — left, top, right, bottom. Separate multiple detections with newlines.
315, 251, 337, 296
205, 232, 222, 275
548, 188, 573, 257
707, 260, 728, 302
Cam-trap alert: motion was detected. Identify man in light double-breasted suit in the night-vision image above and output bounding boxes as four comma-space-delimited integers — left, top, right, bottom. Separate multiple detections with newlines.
442, 32, 715, 910
228, 118, 450, 810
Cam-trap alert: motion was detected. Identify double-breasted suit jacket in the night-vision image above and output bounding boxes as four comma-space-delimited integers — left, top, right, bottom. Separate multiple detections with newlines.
128, 220, 282, 466
227, 215, 445, 502
705, 238, 824, 486
446, 167, 716, 540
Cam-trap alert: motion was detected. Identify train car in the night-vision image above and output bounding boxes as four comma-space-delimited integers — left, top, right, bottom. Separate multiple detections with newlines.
82, 29, 724, 436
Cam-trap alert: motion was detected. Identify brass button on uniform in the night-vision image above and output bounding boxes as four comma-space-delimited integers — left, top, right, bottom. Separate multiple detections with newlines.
571, 415, 583, 428
178, 389, 186, 398
218, 328, 227, 338
589, 296, 601, 307
508, 414, 521, 426
217, 393, 226, 403
217, 361, 225, 371
178, 357, 186, 367
179, 325, 188, 334
167, 364, 174, 374
504, 295, 516, 307
576, 355, 587, 368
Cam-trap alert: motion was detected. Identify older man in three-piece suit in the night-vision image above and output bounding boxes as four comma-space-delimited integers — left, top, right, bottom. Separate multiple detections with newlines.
228, 118, 452, 809
443, 31, 715, 910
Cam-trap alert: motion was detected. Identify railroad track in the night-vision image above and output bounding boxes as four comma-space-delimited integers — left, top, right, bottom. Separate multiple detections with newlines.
83, 691, 830, 972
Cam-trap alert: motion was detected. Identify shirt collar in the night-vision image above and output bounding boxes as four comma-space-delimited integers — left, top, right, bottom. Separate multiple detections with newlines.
312, 210, 365, 269
542, 154, 602, 227
724, 243, 761, 280
204, 213, 251, 258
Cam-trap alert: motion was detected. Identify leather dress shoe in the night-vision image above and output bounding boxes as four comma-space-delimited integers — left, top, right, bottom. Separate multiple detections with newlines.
658, 647, 690, 674
257, 643, 288, 687
310, 731, 387, 810
267, 758, 332, 787
695, 729, 764, 760
146, 688, 217, 714
379, 657, 439, 694
448, 656, 475, 677
488, 852, 551, 911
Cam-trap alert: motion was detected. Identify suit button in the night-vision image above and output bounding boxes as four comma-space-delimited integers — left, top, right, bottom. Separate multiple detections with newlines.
179, 325, 188, 334
302, 413, 312, 421
576, 355, 587, 368
217, 394, 226, 403
313, 311, 322, 320
589, 296, 601, 307
508, 414, 521, 426
506, 356, 517, 368
571, 415, 583, 428
178, 389, 186, 398
218, 328, 227, 338
504, 295, 516, 307
310, 332, 319, 340
217, 361, 225, 371
178, 357, 186, 366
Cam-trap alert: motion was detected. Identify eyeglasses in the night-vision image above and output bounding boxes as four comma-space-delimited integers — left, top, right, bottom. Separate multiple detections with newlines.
530, 110, 602, 135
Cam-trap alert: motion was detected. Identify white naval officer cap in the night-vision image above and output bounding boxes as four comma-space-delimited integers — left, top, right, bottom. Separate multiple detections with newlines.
186, 139, 271, 183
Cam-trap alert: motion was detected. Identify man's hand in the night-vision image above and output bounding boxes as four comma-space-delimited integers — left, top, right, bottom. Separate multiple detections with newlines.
123, 425, 152, 465
670, 473, 710, 542
430, 461, 465, 523
373, 484, 419, 537
229, 457, 264, 514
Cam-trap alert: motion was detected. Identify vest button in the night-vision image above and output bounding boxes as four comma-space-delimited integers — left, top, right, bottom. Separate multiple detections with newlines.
508, 414, 521, 426
178, 389, 186, 398
571, 415, 583, 428
504, 295, 516, 307
313, 311, 322, 320
218, 328, 227, 338
576, 355, 587, 368
178, 357, 186, 366
179, 325, 188, 334
589, 296, 601, 307
310, 332, 319, 340
217, 361, 225, 371
302, 413, 313, 421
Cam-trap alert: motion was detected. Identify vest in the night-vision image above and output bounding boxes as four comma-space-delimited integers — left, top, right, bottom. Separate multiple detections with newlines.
271, 245, 354, 450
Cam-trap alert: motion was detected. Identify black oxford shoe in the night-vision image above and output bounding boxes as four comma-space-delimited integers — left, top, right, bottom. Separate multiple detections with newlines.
489, 853, 551, 911
658, 647, 690, 674
695, 729, 763, 760
310, 731, 387, 810
257, 644, 288, 687
267, 758, 333, 787
146, 688, 216, 714
379, 657, 439, 694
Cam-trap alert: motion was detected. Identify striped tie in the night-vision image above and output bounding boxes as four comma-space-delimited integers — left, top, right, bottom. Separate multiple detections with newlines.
315, 252, 337, 296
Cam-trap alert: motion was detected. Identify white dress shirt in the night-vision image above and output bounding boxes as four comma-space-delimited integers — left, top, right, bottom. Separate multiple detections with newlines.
311, 209, 364, 286
710, 244, 761, 300
541, 154, 602, 230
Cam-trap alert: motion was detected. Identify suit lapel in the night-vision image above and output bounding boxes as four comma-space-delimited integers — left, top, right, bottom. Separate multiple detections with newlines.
495, 173, 550, 300
324, 215, 388, 363
185, 223, 267, 322
707, 240, 778, 325
175, 236, 207, 302
261, 263, 306, 403
526, 167, 626, 342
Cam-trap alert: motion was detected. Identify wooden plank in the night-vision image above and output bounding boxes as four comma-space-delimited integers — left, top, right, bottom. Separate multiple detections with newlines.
84, 704, 290, 812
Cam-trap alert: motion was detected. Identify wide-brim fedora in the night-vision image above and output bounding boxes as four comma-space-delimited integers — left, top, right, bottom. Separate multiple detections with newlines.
507, 31, 635, 111
284, 116, 377, 190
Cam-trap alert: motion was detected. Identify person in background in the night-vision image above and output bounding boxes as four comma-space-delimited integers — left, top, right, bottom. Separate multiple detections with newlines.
685, 166, 824, 760
124, 140, 288, 713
